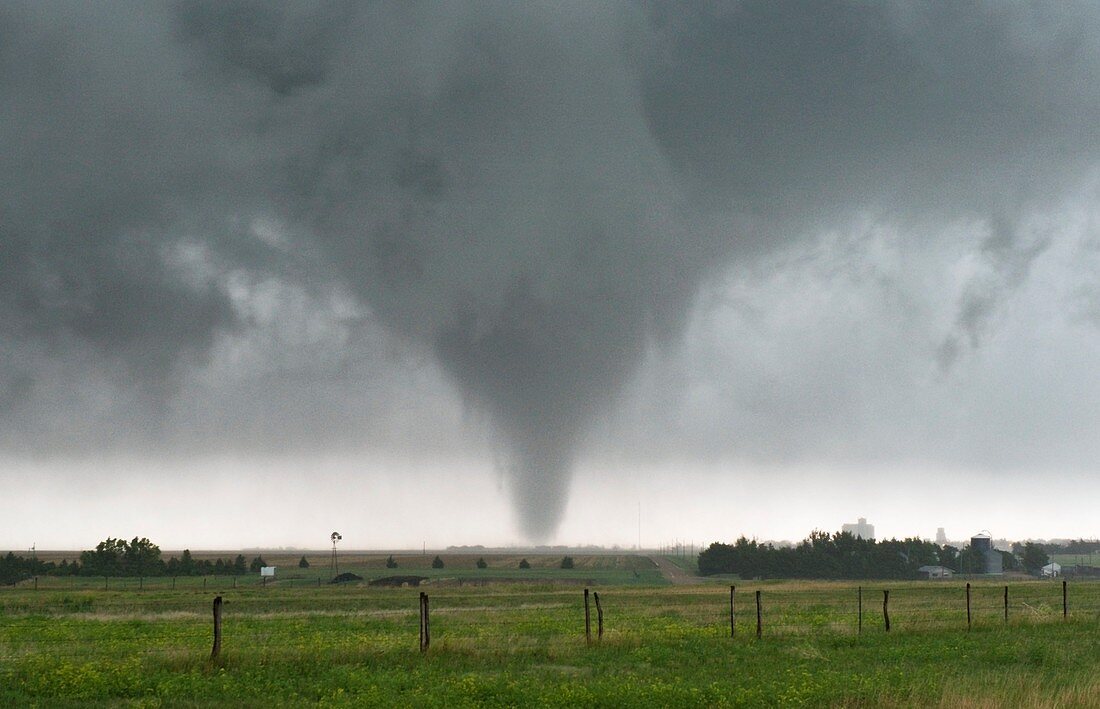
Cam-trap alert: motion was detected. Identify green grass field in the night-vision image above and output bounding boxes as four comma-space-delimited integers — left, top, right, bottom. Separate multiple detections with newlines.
3, 556, 1100, 706
1049, 553, 1100, 569
18, 551, 666, 591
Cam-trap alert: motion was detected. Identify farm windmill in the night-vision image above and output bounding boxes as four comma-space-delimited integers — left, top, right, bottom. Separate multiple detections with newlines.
330, 532, 342, 579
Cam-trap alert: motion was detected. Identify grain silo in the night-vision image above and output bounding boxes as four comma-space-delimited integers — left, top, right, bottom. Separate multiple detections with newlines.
970, 532, 1002, 575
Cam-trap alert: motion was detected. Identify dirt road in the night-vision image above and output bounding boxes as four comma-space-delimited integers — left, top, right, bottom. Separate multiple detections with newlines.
650, 556, 703, 585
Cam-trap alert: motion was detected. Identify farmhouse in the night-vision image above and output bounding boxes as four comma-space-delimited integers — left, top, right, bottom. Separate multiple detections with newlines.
917, 565, 954, 579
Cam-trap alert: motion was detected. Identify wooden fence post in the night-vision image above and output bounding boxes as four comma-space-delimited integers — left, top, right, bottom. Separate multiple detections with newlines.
729, 586, 735, 637
584, 588, 592, 645
594, 592, 604, 641
966, 582, 971, 631
419, 592, 431, 652
210, 596, 223, 659
104, 576, 108, 590
755, 590, 762, 639
140, 577, 143, 591
172, 576, 176, 590
1062, 580, 1067, 619
1004, 586, 1008, 623
883, 590, 890, 632
858, 586, 862, 635
33, 576, 37, 591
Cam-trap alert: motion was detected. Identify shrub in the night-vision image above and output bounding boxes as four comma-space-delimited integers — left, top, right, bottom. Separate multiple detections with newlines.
519, 558, 530, 569
476, 557, 487, 569
431, 555, 444, 569
386, 555, 398, 569
560, 556, 574, 569
298, 556, 310, 569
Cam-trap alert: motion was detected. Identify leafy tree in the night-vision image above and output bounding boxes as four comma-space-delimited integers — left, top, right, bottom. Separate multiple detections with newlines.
299, 555, 310, 569
699, 531, 951, 580
0, 552, 18, 584
80, 538, 126, 577
0, 551, 49, 585
233, 555, 247, 575
1064, 538, 1100, 554
519, 558, 530, 569
76, 537, 164, 577
476, 557, 488, 569
250, 556, 267, 573
938, 545, 959, 570
179, 549, 197, 576
560, 556, 574, 569
431, 555, 444, 569
123, 537, 164, 576
385, 555, 397, 569
1021, 542, 1049, 574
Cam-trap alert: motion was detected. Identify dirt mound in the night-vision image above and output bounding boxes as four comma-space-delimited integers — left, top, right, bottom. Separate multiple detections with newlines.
329, 572, 364, 584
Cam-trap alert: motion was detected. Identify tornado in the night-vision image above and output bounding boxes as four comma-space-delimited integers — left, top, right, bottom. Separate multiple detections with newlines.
5, 2, 1100, 541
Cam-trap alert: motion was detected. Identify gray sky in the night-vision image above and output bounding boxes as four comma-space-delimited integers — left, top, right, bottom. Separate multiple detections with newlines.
3, 1, 1100, 549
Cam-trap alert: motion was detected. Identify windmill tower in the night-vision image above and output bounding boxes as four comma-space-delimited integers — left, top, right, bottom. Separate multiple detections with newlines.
330, 532, 342, 579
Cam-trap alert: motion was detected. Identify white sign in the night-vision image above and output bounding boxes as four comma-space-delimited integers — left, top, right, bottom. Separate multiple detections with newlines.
260, 566, 276, 577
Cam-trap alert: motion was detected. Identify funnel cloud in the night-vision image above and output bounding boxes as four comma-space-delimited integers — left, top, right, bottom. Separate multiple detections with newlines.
4, 2, 1100, 540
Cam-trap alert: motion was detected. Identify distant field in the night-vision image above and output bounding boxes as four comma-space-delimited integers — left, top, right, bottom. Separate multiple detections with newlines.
11, 553, 665, 590
3, 567, 1099, 706
1049, 553, 1100, 568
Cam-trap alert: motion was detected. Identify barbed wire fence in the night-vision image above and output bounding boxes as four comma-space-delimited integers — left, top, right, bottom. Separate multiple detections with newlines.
2, 579, 1097, 674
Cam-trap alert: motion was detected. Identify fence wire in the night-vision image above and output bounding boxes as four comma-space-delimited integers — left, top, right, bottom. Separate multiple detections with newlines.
1, 580, 1097, 672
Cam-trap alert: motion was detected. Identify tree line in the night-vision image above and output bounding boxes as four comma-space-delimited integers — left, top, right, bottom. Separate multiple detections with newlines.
1012, 539, 1100, 556
698, 530, 1027, 580
1, 537, 274, 584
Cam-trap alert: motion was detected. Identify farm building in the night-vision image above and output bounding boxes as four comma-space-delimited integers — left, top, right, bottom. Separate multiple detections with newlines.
971, 533, 1003, 575
917, 565, 954, 579
1041, 562, 1061, 578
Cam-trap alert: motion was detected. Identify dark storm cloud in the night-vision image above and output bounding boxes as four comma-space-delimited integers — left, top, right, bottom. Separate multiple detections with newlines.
0, 3, 238, 387
642, 2, 1099, 209
174, 0, 355, 95
4, 1, 1100, 538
